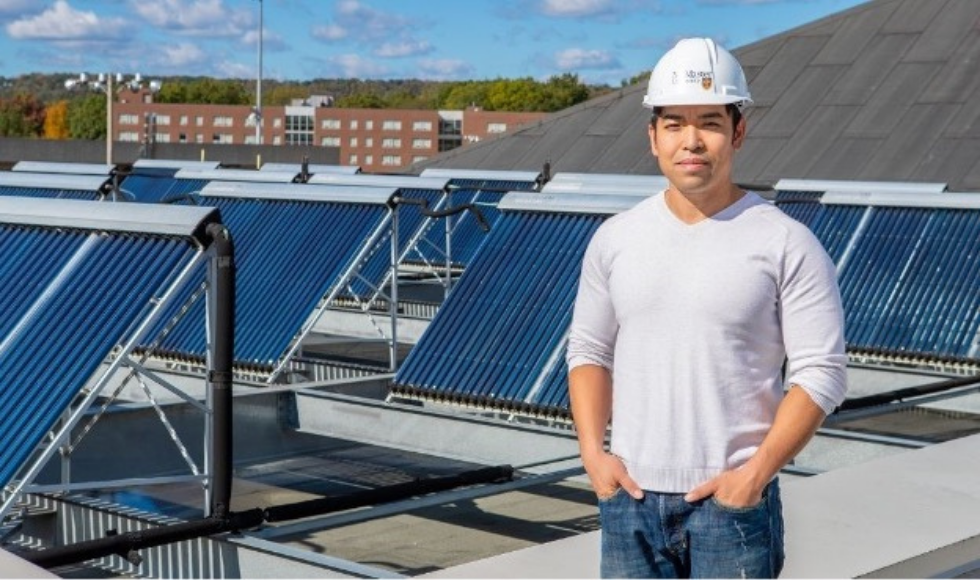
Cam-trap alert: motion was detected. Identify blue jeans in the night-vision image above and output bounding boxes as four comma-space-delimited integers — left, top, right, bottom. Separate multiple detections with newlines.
598, 479, 784, 578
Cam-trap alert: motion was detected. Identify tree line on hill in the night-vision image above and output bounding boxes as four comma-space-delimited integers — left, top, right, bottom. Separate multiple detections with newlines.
0, 73, 620, 139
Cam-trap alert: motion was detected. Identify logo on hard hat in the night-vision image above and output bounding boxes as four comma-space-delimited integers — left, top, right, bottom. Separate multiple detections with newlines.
701, 76, 712, 90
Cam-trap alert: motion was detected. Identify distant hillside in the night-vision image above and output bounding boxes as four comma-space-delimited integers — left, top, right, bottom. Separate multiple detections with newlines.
0, 73, 616, 113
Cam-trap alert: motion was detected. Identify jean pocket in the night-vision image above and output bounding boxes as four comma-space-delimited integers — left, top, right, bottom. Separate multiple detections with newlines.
709, 495, 765, 514
596, 486, 624, 503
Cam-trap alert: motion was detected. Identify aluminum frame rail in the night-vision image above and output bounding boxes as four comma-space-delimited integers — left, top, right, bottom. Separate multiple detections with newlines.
135, 181, 402, 381
392, 191, 648, 418
0, 173, 109, 200
775, 188, 980, 366
0, 197, 221, 521
11, 161, 114, 176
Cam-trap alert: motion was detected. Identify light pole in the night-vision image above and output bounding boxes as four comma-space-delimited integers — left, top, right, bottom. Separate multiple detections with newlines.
255, 0, 263, 145
65, 73, 162, 164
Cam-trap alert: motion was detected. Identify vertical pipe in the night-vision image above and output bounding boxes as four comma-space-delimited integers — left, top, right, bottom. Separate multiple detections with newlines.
444, 189, 453, 299
106, 73, 113, 164
206, 223, 236, 518
390, 206, 399, 372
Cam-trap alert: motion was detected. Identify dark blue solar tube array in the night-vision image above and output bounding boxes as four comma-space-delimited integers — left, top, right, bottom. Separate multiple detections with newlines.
394, 210, 602, 415
118, 176, 208, 204
838, 207, 980, 359
0, 186, 100, 200
0, 227, 199, 488
144, 196, 389, 369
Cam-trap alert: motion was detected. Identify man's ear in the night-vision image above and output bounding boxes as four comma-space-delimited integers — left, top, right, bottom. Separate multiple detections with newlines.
732, 116, 746, 149
648, 124, 659, 158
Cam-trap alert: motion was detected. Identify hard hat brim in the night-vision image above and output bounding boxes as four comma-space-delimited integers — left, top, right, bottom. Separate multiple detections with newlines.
642, 93, 752, 109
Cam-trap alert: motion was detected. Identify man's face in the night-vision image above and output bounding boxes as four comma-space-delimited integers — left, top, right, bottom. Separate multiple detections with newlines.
648, 104, 745, 198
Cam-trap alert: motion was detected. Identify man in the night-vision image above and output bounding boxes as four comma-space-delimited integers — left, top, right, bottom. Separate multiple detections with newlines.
566, 38, 847, 578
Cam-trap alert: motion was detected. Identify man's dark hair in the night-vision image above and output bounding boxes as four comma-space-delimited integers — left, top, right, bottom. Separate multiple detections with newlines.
650, 104, 743, 131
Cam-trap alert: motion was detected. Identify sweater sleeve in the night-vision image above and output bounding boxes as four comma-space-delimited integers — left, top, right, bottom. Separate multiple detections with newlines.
780, 225, 848, 414
566, 225, 617, 372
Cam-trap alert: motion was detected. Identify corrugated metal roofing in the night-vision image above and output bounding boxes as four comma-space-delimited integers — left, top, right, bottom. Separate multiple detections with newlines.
0, 197, 217, 490
411, 0, 980, 192
393, 192, 648, 416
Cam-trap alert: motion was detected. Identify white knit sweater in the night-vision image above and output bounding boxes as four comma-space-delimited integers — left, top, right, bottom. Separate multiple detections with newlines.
567, 191, 847, 492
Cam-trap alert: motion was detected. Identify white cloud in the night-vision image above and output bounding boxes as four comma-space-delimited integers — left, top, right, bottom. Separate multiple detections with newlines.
157, 42, 207, 67
539, 0, 614, 17
312, 23, 347, 41
314, 0, 430, 60
131, 0, 251, 37
554, 48, 619, 70
6, 0, 127, 40
328, 53, 391, 78
243, 28, 287, 53
374, 40, 431, 58
416, 58, 475, 81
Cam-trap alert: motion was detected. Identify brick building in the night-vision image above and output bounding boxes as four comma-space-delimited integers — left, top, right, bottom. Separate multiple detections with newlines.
114, 91, 547, 173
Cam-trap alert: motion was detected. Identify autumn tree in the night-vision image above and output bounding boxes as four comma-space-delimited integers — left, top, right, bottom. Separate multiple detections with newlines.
0, 93, 45, 137
43, 99, 70, 139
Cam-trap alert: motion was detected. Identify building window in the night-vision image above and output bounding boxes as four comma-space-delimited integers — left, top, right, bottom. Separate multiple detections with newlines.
274, 118, 282, 128
195, 116, 204, 126
180, 115, 189, 126
119, 131, 139, 142
155, 115, 171, 126
179, 133, 187, 143
349, 119, 358, 130
382, 155, 401, 166
382, 138, 401, 149
348, 154, 358, 165
154, 133, 170, 143
322, 136, 341, 147
413, 120, 432, 132
364, 137, 373, 148
365, 120, 374, 130
322, 118, 341, 130
274, 136, 282, 145
349, 137, 358, 147
364, 154, 373, 165
487, 122, 507, 134
285, 115, 313, 132
244, 135, 257, 145
118, 114, 139, 125
382, 120, 402, 131
439, 118, 461, 136
212, 133, 233, 144
286, 133, 312, 145
195, 134, 204, 143
412, 138, 431, 149
213, 116, 234, 127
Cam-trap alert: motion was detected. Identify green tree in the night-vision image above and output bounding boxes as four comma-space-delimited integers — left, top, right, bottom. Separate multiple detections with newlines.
0, 93, 45, 137
334, 92, 386, 108
267, 84, 308, 106
542, 73, 590, 111
441, 81, 491, 110
67, 94, 106, 139
43, 99, 70, 139
486, 78, 546, 111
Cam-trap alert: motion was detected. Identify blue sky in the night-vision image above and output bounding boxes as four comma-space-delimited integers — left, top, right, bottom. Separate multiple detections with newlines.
0, 0, 867, 85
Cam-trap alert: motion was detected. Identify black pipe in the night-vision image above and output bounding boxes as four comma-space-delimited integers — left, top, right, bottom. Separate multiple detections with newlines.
835, 373, 980, 412
206, 223, 236, 519
24, 510, 264, 570
263, 464, 514, 523
21, 465, 513, 570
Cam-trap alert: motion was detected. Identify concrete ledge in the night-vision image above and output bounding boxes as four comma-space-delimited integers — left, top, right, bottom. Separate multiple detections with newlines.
425, 433, 980, 578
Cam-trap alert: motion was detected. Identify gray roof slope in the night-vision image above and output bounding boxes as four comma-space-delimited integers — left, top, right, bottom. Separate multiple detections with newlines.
413, 0, 980, 191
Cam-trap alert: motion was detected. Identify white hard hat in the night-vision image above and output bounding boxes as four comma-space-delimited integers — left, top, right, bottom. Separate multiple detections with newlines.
642, 38, 752, 109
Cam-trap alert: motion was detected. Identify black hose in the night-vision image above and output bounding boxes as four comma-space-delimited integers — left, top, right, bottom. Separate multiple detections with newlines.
393, 195, 490, 232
